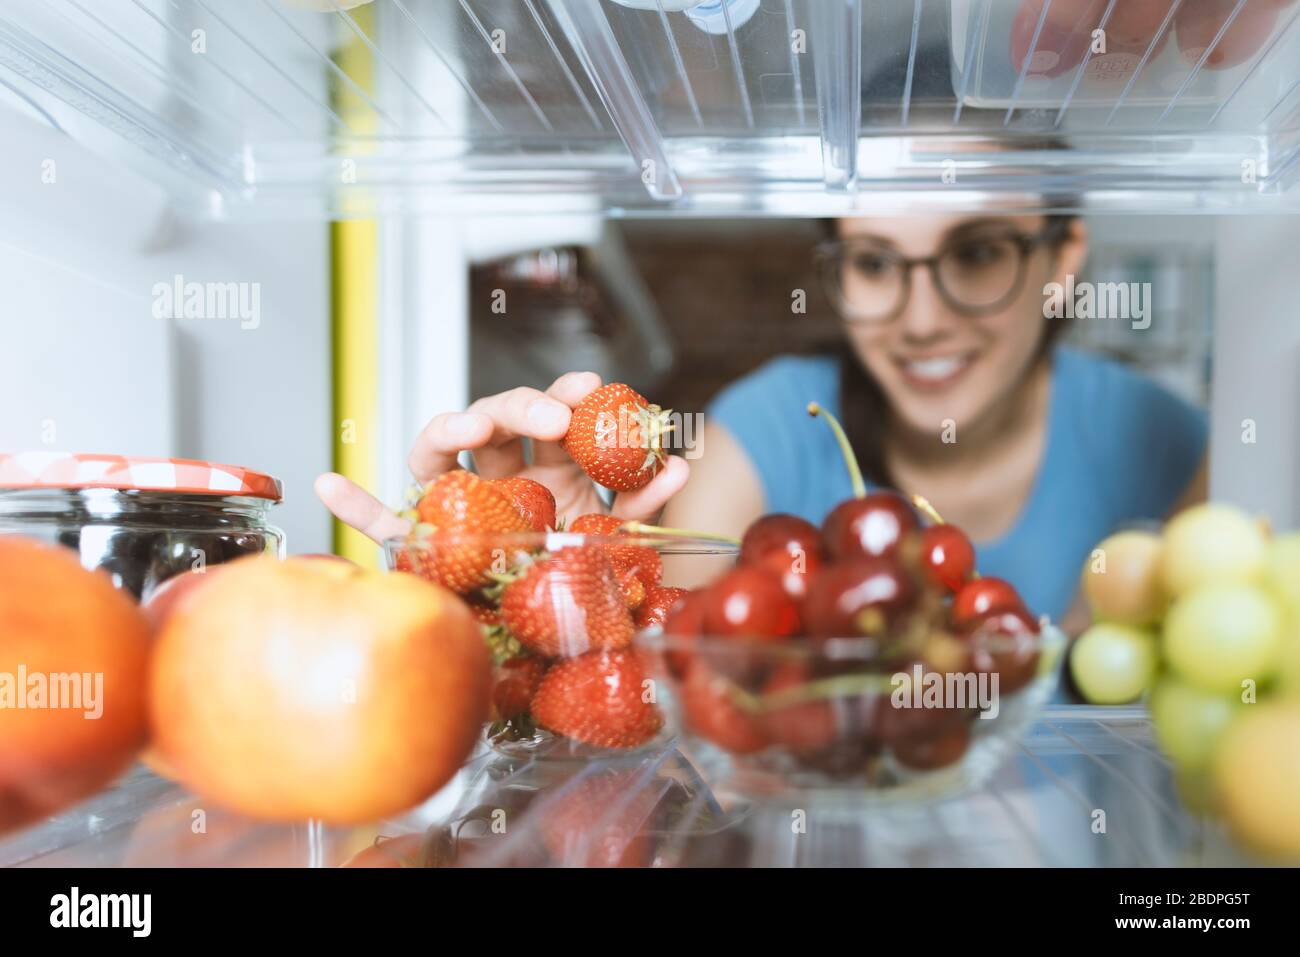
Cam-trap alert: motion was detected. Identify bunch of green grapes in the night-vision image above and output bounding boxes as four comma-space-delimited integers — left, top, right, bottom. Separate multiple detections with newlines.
1070, 504, 1300, 860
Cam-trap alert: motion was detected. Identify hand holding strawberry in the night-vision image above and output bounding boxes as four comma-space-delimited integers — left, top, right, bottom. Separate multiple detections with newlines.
315, 372, 689, 545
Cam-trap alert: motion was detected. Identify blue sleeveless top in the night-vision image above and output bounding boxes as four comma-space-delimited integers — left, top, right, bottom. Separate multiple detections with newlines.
708, 347, 1207, 623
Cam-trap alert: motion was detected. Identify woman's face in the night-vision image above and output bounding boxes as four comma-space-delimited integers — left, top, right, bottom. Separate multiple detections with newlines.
835, 213, 1086, 437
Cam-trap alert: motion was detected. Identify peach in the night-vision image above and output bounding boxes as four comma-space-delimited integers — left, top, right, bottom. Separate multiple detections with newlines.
149, 556, 490, 824
0, 536, 151, 834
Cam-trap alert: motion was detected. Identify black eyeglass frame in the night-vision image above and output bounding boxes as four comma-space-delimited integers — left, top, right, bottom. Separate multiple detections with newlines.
813, 223, 1066, 325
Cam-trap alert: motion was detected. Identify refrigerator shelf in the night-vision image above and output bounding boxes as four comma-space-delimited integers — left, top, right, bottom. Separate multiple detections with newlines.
0, 706, 1245, 868
1, 0, 1298, 218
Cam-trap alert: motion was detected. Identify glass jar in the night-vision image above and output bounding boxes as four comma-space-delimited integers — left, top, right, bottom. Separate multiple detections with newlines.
0, 453, 285, 600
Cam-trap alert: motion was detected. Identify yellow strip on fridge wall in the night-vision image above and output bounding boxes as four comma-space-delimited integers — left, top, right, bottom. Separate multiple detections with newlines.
330, 4, 379, 567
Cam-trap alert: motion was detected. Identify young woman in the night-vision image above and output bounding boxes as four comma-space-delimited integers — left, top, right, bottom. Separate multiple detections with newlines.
317, 211, 1207, 627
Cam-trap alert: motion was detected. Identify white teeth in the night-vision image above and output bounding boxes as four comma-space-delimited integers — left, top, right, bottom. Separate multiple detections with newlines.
904, 356, 967, 381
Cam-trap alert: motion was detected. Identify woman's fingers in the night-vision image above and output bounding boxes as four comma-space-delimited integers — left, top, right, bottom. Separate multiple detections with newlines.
533, 371, 604, 466
407, 386, 571, 482
314, 472, 411, 544
609, 455, 690, 523
406, 374, 604, 483
408, 411, 493, 482
467, 386, 572, 478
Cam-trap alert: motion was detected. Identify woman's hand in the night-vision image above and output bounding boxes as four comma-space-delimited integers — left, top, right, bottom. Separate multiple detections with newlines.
315, 371, 691, 544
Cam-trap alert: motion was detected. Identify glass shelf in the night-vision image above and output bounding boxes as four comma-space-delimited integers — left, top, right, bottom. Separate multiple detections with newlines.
1, 1, 1297, 218
0, 706, 1256, 868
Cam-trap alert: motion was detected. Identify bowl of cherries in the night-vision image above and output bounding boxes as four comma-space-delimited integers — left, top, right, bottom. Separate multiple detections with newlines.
638, 405, 1066, 802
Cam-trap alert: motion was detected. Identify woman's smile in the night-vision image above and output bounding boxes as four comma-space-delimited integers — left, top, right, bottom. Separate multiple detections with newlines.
892, 351, 978, 391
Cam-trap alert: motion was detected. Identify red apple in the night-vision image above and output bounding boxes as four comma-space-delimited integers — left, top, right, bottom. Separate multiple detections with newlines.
142, 565, 229, 631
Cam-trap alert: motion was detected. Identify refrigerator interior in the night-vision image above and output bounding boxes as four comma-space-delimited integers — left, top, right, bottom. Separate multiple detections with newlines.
1, 0, 1298, 866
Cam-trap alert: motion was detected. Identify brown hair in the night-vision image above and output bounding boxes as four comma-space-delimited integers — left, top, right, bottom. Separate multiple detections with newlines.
828, 214, 1077, 488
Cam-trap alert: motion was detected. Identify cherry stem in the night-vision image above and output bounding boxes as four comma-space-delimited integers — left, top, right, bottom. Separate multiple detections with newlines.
617, 520, 740, 548
911, 494, 945, 525
807, 402, 866, 499
730, 672, 896, 713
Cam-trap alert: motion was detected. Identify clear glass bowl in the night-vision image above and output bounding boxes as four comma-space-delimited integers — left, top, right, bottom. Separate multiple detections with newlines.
639, 624, 1067, 804
384, 529, 736, 761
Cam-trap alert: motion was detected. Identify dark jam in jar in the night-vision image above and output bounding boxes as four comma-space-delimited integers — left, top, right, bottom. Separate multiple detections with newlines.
0, 455, 284, 600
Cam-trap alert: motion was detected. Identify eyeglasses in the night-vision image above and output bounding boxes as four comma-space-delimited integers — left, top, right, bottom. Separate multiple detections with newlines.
814, 226, 1059, 325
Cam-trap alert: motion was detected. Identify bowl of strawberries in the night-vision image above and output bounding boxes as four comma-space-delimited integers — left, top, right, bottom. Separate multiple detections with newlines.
637, 405, 1067, 803
386, 469, 736, 760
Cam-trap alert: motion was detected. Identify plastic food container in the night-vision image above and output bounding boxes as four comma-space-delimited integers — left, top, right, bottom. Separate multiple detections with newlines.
641, 623, 1066, 804
0, 452, 285, 600
385, 529, 735, 761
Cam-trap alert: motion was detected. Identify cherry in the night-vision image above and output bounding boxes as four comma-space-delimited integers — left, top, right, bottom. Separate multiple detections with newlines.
757, 660, 839, 753
700, 566, 801, 639
822, 491, 921, 562
661, 589, 706, 679
739, 513, 824, 600
806, 403, 921, 563
960, 607, 1042, 695
801, 557, 916, 638
918, 524, 976, 593
894, 723, 972, 771
872, 670, 972, 745
680, 663, 769, 755
951, 576, 1028, 630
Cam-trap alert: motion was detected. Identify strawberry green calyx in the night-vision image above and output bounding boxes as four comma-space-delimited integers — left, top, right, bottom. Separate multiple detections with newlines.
807, 402, 866, 499
635, 402, 675, 475
483, 623, 523, 666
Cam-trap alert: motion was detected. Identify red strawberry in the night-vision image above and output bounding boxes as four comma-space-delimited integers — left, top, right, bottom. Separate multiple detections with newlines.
410, 470, 532, 593
393, 548, 433, 579
569, 513, 624, 537
635, 585, 689, 630
570, 513, 663, 592
492, 656, 548, 720
530, 649, 664, 749
614, 563, 647, 609
561, 383, 673, 492
500, 546, 634, 658
680, 663, 768, 755
488, 476, 556, 532
539, 771, 660, 868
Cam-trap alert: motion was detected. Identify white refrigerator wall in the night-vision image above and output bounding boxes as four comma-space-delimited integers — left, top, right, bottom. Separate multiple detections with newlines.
1211, 216, 1300, 528
0, 109, 332, 554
